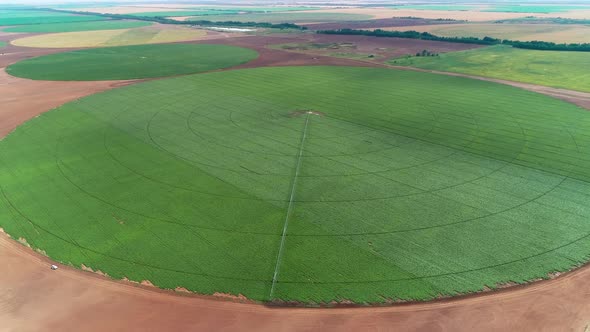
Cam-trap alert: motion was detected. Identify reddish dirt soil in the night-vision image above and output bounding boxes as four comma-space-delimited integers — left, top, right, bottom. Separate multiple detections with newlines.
0, 41, 137, 138
308, 33, 482, 59
1, 32, 590, 331
190, 34, 385, 68
2, 234, 590, 331
188, 33, 483, 67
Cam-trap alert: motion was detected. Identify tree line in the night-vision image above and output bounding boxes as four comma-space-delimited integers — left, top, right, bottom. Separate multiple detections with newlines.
38, 8, 307, 30
317, 28, 590, 52
494, 17, 590, 25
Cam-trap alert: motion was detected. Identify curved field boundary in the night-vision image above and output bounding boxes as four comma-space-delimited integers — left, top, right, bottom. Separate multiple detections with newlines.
6, 43, 258, 80
1, 231, 589, 330
1, 43, 590, 330
9, 25, 207, 48
2, 66, 590, 303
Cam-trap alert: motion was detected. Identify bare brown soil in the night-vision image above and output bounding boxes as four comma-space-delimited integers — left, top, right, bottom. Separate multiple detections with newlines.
0, 69, 133, 137
189, 34, 385, 68
1, 31, 590, 331
202, 33, 482, 67
301, 33, 482, 60
1, 233, 590, 331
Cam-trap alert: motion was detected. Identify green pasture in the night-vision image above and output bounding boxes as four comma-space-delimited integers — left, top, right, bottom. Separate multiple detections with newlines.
391, 45, 590, 92
3, 20, 152, 33
2, 66, 590, 303
6, 43, 257, 80
0, 41, 6, 48
187, 12, 373, 23
0, 9, 105, 25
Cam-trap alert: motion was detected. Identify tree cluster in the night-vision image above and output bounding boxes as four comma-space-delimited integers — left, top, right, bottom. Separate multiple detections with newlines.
494, 17, 590, 25
415, 49, 438, 57
316, 28, 590, 52
317, 29, 500, 45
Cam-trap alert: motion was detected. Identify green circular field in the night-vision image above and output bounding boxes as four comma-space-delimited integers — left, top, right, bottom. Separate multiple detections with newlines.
2, 66, 590, 303
6, 43, 258, 81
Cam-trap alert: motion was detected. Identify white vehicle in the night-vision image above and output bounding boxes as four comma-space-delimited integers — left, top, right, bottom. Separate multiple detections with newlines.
50, 265, 58, 270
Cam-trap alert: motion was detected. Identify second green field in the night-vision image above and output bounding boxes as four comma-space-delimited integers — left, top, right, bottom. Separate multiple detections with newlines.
6, 44, 258, 80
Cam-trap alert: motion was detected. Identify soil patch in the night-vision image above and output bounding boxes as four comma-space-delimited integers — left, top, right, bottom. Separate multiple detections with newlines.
189, 35, 382, 69
264, 33, 483, 64
191, 34, 482, 70
1, 231, 590, 331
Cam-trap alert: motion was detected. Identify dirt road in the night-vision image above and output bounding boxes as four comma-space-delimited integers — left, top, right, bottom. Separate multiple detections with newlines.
393, 66, 590, 110
1, 234, 589, 331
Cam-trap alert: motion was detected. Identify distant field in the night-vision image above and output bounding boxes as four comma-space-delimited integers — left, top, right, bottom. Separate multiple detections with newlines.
7, 43, 257, 80
0, 42, 6, 48
129, 10, 241, 17
185, 12, 373, 23
392, 45, 590, 92
0, 9, 105, 25
3, 66, 590, 303
3, 20, 152, 33
75, 6, 185, 14
207, 6, 319, 12
383, 23, 590, 44
77, 5, 319, 15
300, 7, 541, 22
49, 3, 119, 9
389, 5, 481, 11
389, 4, 590, 13
485, 5, 590, 13
10, 26, 206, 48
129, 6, 320, 17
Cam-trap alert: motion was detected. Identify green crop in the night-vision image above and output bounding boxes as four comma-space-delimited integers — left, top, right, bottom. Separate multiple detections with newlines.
2, 66, 590, 303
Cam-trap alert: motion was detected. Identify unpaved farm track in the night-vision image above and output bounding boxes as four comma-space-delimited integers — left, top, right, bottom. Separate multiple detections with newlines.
1, 33, 590, 332
2, 234, 590, 331
394, 66, 590, 110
